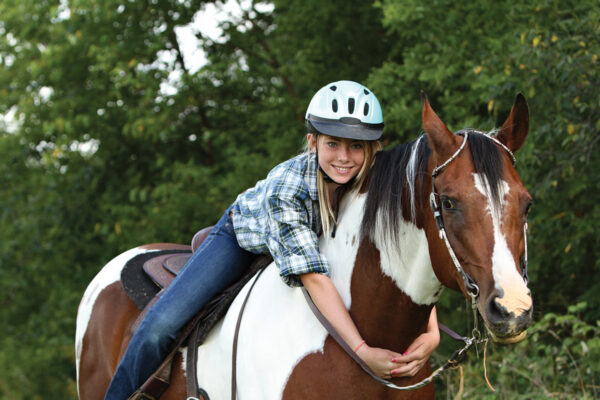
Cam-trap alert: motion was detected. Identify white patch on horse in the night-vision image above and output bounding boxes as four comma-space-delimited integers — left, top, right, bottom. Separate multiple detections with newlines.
74, 247, 151, 385
372, 213, 442, 305
406, 135, 425, 223
194, 193, 365, 399
363, 135, 442, 305
473, 174, 531, 314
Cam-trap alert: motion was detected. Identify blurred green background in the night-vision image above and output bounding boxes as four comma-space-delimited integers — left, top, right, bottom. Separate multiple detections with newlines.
0, 0, 598, 398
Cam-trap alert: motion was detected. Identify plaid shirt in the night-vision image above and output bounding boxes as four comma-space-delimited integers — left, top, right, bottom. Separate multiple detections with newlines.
231, 152, 328, 287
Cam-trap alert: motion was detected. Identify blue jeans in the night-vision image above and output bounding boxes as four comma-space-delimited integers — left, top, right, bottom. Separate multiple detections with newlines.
105, 207, 254, 399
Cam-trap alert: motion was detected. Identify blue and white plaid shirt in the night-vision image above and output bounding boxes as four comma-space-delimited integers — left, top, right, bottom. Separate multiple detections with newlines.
231, 152, 329, 287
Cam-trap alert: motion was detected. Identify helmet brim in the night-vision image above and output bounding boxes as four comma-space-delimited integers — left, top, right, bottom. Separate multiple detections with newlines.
306, 117, 383, 141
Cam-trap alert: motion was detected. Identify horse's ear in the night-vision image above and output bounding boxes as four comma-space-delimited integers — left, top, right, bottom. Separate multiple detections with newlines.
496, 93, 529, 152
421, 92, 460, 160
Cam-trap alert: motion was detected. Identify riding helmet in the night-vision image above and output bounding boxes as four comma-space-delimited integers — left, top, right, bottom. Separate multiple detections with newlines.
305, 80, 384, 141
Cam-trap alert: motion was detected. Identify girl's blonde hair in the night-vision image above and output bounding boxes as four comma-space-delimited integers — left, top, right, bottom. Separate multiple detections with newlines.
307, 134, 382, 237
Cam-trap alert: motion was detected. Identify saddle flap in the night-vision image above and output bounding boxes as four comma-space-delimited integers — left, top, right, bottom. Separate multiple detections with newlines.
163, 254, 191, 275
142, 253, 192, 289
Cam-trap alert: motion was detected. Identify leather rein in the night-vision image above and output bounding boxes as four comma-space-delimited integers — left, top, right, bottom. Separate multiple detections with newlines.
230, 132, 530, 396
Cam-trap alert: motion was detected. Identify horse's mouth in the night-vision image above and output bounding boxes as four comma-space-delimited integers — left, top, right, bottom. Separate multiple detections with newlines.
486, 328, 527, 344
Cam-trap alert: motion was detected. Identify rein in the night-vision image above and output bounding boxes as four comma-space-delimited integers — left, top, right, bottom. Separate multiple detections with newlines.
302, 288, 487, 391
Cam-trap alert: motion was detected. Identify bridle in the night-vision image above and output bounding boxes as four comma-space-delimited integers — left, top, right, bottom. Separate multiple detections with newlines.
429, 131, 529, 311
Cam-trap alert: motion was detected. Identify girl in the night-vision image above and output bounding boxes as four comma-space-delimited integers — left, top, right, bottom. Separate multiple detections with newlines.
105, 81, 440, 399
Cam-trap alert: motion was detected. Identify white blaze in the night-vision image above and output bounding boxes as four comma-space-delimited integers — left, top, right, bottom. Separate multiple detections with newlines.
473, 174, 531, 313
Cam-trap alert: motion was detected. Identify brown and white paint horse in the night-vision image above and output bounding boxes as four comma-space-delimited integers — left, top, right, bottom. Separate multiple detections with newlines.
76, 94, 533, 399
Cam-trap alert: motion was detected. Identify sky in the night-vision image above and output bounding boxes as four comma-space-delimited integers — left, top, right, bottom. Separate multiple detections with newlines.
0, 1, 275, 135
175, 0, 274, 73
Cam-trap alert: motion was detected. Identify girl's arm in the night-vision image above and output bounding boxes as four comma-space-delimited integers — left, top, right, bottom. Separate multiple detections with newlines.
301, 272, 404, 379
301, 273, 440, 378
389, 306, 440, 377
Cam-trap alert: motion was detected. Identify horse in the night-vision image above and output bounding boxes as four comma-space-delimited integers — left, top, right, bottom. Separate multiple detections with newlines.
75, 93, 533, 400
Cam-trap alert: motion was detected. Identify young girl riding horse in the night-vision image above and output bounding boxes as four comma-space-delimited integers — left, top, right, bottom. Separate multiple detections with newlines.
104, 81, 440, 399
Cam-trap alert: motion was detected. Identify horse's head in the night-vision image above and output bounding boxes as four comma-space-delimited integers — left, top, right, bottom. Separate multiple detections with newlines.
422, 93, 532, 344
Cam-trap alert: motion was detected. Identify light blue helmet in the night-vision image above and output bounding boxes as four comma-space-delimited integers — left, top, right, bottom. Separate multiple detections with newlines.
305, 80, 384, 141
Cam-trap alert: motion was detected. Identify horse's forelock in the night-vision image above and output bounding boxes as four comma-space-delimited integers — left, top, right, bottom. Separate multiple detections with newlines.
461, 130, 506, 211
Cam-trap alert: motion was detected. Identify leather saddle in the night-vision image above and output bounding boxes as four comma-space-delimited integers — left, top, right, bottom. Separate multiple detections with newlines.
121, 226, 271, 400
120, 227, 214, 311
143, 226, 213, 290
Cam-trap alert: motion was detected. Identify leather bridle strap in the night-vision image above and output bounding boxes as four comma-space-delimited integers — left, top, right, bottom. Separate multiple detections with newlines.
429, 131, 529, 296
301, 288, 483, 391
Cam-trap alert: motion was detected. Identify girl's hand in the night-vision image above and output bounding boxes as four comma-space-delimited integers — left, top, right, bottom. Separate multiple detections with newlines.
388, 328, 440, 377
355, 344, 405, 379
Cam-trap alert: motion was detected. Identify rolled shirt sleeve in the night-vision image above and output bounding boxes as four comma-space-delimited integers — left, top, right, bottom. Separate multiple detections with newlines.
231, 152, 328, 287
266, 195, 329, 287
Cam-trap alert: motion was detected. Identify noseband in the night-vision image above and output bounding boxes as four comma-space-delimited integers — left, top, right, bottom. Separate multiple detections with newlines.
429, 131, 529, 310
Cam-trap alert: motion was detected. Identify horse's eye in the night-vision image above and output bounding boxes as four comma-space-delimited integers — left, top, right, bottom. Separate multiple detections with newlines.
442, 198, 455, 210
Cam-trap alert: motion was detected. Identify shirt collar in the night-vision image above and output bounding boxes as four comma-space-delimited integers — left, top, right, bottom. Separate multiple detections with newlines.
306, 151, 319, 201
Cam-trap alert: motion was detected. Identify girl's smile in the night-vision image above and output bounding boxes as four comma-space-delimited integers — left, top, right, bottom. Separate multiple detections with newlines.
308, 134, 366, 187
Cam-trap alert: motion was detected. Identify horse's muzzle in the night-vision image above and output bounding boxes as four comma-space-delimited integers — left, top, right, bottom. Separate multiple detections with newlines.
482, 291, 533, 344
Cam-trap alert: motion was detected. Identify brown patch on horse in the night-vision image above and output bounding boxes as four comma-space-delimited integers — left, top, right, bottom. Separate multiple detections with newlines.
78, 280, 188, 400
78, 281, 139, 399
350, 240, 433, 352
160, 351, 187, 399
283, 239, 434, 399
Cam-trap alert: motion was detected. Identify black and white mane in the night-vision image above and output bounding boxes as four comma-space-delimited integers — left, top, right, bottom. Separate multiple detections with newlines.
361, 130, 506, 244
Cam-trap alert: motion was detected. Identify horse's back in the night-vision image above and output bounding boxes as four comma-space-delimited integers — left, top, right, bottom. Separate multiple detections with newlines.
195, 263, 329, 399
76, 246, 193, 400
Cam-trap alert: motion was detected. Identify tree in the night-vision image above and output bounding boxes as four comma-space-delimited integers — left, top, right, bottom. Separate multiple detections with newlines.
370, 0, 600, 321
0, 0, 389, 397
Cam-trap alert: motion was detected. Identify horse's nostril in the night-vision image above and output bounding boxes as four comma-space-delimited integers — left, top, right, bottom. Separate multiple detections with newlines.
486, 293, 511, 323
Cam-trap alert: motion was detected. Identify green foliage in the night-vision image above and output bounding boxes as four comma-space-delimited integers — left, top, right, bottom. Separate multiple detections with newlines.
434, 302, 600, 399
0, 0, 598, 398
370, 0, 600, 321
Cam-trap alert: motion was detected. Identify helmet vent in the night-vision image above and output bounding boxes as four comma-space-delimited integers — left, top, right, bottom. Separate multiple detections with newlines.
364, 89, 370, 95
364, 103, 369, 116
348, 98, 355, 114
332, 99, 338, 112
330, 85, 337, 91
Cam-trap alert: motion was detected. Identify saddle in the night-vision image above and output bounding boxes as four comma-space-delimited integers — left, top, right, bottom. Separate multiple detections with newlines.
121, 227, 213, 311
120, 226, 271, 400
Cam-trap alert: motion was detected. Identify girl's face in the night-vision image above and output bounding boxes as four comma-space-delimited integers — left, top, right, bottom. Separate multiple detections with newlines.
307, 134, 366, 185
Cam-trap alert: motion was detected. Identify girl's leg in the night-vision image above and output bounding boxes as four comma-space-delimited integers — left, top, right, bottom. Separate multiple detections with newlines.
105, 208, 253, 399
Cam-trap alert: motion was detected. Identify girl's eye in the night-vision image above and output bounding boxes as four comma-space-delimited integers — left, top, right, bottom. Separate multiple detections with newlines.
327, 141, 338, 148
351, 143, 363, 150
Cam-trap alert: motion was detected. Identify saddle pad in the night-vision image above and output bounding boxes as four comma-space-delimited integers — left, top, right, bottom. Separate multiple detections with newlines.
121, 249, 192, 310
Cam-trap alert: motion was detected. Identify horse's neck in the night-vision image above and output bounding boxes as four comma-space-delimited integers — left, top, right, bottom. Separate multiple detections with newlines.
326, 191, 443, 304
321, 191, 442, 347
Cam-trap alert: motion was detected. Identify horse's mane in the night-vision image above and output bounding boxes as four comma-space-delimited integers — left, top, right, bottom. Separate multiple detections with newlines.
361, 130, 505, 244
